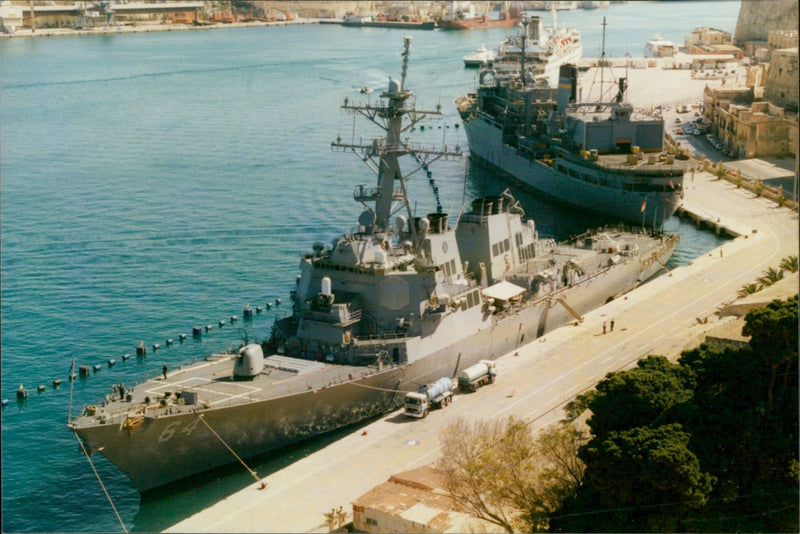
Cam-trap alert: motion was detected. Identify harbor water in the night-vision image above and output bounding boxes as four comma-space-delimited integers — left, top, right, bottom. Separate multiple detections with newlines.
1, 3, 740, 532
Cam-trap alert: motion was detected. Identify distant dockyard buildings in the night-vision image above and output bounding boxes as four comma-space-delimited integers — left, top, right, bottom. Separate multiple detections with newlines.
701, 2, 798, 162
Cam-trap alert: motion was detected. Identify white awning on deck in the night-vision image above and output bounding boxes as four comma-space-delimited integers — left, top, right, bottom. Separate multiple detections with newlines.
482, 280, 526, 301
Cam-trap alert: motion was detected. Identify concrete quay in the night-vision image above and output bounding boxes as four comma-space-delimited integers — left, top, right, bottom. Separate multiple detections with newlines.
166, 169, 798, 533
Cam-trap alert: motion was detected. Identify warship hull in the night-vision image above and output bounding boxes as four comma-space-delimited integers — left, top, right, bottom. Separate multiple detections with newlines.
460, 115, 683, 224
74, 234, 675, 492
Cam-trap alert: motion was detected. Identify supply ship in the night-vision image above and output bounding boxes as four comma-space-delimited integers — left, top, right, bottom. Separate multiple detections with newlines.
69, 38, 678, 493
455, 18, 687, 224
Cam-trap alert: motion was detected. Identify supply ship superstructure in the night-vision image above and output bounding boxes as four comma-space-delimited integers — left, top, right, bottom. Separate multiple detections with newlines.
456, 18, 687, 225
69, 38, 678, 493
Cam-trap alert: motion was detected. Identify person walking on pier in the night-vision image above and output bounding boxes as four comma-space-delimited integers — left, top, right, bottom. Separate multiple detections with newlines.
610, 319, 615, 332
602, 322, 607, 335
162, 364, 168, 380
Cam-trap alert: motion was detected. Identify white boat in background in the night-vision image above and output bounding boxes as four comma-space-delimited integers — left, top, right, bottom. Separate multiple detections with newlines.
492, 7, 583, 87
644, 36, 678, 57
463, 44, 497, 68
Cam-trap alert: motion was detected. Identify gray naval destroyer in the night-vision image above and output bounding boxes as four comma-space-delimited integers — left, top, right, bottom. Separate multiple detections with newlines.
69, 38, 679, 493
455, 18, 688, 225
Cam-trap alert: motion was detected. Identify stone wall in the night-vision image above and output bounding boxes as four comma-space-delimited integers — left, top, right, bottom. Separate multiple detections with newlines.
733, 0, 799, 45
764, 48, 799, 111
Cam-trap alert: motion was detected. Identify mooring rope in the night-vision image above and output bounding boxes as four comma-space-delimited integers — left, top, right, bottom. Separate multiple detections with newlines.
193, 411, 266, 489
411, 151, 443, 214
75, 433, 128, 533
349, 381, 405, 393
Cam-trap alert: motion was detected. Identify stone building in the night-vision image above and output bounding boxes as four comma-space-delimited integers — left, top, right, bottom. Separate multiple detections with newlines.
351, 466, 500, 533
704, 85, 797, 160
767, 30, 799, 60
764, 48, 799, 111
685, 27, 743, 59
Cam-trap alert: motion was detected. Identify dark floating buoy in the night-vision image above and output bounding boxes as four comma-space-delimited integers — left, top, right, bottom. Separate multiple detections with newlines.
230, 315, 237, 322
37, 385, 46, 392
2, 399, 9, 407
205, 324, 213, 332
122, 353, 131, 361
455, 123, 459, 128
193, 326, 202, 337
275, 298, 282, 305
153, 343, 161, 351
136, 341, 147, 356
80, 365, 91, 377
108, 358, 116, 367
17, 385, 28, 399
179, 333, 187, 341
255, 306, 263, 313
69, 373, 77, 381
166, 338, 173, 346
218, 320, 226, 327
243, 306, 253, 317
53, 379, 62, 387
93, 364, 102, 372
265, 303, 272, 310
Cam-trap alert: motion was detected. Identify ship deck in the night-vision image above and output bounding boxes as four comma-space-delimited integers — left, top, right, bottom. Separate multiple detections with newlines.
72, 354, 377, 428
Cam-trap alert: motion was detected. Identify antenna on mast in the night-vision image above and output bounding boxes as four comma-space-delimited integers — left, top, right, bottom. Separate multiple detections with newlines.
600, 16, 606, 102
400, 36, 412, 91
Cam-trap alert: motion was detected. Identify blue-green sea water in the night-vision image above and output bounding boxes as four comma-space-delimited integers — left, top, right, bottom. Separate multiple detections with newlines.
1, 3, 740, 532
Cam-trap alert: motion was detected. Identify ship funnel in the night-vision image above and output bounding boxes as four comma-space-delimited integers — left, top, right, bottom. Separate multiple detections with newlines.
427, 213, 448, 234
557, 64, 578, 112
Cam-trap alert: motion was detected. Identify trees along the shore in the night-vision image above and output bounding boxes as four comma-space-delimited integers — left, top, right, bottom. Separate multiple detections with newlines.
554, 295, 798, 533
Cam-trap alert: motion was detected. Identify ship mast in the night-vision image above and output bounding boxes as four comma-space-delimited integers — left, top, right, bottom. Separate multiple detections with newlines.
331, 37, 461, 233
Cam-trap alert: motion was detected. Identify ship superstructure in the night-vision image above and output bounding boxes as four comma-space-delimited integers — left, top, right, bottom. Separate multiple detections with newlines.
492, 8, 583, 87
69, 38, 678, 493
456, 18, 686, 224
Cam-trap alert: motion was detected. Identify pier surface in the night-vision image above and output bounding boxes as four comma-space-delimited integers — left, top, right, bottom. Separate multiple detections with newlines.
167, 169, 798, 533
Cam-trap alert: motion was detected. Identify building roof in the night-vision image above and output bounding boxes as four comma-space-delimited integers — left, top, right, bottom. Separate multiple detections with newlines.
352, 466, 502, 533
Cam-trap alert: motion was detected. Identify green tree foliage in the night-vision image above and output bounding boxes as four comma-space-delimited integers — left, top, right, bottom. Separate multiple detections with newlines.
779, 255, 798, 274
437, 417, 586, 533
757, 266, 784, 288
564, 424, 714, 532
680, 296, 798, 531
585, 356, 694, 438
737, 282, 760, 299
554, 296, 798, 532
